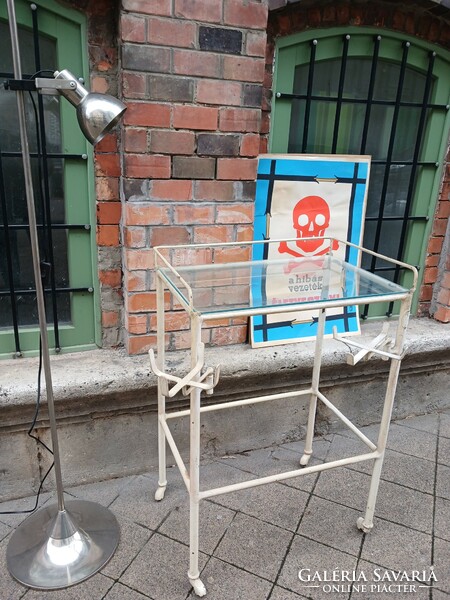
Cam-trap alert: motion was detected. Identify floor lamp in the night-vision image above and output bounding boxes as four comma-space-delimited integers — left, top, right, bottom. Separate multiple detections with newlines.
5, 0, 127, 589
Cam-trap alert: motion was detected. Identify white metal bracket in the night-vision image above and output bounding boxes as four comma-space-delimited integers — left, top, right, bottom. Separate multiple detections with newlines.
149, 348, 220, 398
332, 323, 402, 365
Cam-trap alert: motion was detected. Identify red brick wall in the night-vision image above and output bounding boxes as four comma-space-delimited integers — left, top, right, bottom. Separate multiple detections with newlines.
120, 0, 269, 354
77, 0, 449, 354
429, 150, 450, 323
267, 0, 450, 325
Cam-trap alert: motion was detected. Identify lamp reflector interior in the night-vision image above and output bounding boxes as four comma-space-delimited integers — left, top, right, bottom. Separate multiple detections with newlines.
77, 93, 127, 145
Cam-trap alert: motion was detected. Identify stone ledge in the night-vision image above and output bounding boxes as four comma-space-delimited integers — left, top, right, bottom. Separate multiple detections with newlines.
1, 317, 449, 429
1, 317, 449, 501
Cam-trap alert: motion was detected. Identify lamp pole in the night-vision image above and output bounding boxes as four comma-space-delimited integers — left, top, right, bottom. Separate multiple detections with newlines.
6, 0, 120, 589
7, 0, 65, 516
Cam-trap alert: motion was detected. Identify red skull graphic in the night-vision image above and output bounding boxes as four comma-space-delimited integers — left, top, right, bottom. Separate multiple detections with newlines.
279, 195, 338, 258
293, 195, 330, 252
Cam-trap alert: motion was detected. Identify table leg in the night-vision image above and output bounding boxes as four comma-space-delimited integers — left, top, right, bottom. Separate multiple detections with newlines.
301, 308, 327, 467
357, 357, 402, 533
188, 316, 206, 597
357, 296, 411, 532
155, 274, 167, 502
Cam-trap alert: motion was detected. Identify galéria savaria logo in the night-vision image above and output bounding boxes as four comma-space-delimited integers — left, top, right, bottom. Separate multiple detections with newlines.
298, 567, 438, 594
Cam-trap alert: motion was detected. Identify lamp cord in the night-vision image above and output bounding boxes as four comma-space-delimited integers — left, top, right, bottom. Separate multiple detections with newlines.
30, 69, 54, 78
0, 342, 55, 515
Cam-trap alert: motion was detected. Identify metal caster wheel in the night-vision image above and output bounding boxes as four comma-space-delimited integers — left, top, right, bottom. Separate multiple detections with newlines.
155, 485, 166, 501
190, 577, 207, 597
300, 453, 311, 466
357, 516, 373, 533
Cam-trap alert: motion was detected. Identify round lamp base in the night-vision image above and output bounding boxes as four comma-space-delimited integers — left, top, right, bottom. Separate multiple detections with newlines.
6, 499, 119, 590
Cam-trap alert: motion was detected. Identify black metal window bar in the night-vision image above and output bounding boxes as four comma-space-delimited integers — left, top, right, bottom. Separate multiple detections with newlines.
276, 34, 449, 318
0, 4, 91, 356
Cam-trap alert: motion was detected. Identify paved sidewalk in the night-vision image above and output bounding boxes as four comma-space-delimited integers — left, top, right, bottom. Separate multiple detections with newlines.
1, 410, 449, 600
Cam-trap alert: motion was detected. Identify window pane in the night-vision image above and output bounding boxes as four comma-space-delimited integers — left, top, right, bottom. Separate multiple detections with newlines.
0, 21, 56, 75
0, 21, 70, 333
0, 292, 71, 328
289, 57, 429, 161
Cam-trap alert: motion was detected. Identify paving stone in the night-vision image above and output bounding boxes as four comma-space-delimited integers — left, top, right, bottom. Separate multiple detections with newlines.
216, 454, 319, 497
375, 479, 434, 534
0, 534, 28, 600
24, 573, 114, 599
214, 512, 292, 581
329, 434, 436, 494
187, 557, 272, 600
283, 436, 333, 492
438, 434, 450, 466
101, 518, 153, 580
281, 436, 332, 461
394, 413, 440, 435
436, 464, 450, 500
120, 533, 207, 600
433, 537, 450, 594
313, 466, 371, 511
356, 560, 431, 600
0, 493, 52, 528
435, 496, 450, 542
217, 446, 303, 478
219, 446, 322, 493
366, 449, 435, 494
66, 475, 137, 507
314, 466, 433, 533
212, 482, 309, 532
198, 459, 254, 490
360, 519, 432, 573
382, 423, 438, 461
337, 422, 380, 442
104, 582, 152, 600
109, 472, 186, 530
0, 521, 11, 542
439, 411, 450, 438
270, 585, 309, 599
282, 470, 321, 494
158, 499, 235, 554
278, 535, 357, 599
297, 496, 363, 556
338, 421, 439, 461
325, 433, 373, 463
433, 589, 450, 600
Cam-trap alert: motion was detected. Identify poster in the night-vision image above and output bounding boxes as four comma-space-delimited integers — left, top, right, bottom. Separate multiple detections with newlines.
250, 154, 371, 348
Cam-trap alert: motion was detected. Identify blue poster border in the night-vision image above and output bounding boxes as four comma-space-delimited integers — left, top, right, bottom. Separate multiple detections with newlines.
251, 155, 370, 346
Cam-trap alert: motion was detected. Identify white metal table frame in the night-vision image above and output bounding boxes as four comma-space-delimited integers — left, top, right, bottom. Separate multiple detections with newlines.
150, 237, 418, 597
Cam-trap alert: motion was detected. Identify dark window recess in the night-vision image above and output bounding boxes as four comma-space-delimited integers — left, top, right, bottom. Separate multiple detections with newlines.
276, 34, 448, 317
199, 26, 242, 55
0, 9, 89, 356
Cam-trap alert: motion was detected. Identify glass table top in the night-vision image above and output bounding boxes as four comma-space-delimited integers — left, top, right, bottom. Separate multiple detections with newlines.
158, 254, 409, 316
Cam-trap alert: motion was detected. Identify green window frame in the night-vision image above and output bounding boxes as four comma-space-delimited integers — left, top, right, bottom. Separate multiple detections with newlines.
270, 27, 450, 317
0, 0, 99, 357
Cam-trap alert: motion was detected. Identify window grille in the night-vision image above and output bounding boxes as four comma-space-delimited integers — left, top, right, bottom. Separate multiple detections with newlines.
0, 5, 92, 356
273, 31, 450, 317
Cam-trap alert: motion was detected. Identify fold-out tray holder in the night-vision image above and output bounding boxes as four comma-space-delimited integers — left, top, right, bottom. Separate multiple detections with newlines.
149, 345, 220, 397
332, 322, 404, 365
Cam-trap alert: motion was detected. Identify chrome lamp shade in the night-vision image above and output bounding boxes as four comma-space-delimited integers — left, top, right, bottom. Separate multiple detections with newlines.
54, 69, 127, 144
